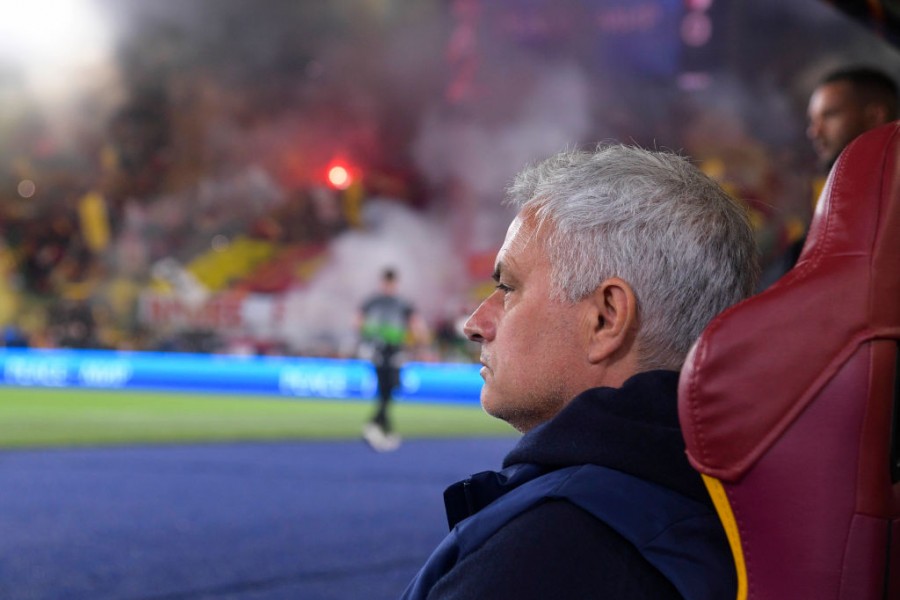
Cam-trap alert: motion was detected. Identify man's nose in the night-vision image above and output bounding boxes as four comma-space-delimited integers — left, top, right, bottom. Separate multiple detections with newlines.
807, 120, 821, 141
463, 296, 497, 343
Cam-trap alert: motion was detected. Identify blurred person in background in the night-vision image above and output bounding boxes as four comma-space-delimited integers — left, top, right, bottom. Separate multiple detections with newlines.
402, 143, 758, 600
357, 267, 427, 452
808, 66, 898, 171
759, 66, 898, 290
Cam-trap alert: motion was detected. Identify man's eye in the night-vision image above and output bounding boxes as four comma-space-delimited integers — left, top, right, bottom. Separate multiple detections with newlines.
495, 283, 512, 293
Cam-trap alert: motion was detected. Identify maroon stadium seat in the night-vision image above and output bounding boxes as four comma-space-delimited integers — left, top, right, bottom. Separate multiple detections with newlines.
678, 122, 900, 599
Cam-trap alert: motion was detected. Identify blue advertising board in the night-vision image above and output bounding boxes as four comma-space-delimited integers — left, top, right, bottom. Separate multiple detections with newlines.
0, 348, 483, 405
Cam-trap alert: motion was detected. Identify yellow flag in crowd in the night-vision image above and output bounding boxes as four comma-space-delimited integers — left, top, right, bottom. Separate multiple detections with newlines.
79, 191, 110, 253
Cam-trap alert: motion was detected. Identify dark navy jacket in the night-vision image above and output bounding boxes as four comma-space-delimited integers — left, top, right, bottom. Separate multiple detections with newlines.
401, 370, 736, 600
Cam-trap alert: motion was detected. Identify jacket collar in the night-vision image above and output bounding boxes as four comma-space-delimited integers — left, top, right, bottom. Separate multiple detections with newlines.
444, 370, 709, 529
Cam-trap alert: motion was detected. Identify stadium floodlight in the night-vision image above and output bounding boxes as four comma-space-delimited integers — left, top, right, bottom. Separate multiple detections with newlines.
0, 0, 112, 90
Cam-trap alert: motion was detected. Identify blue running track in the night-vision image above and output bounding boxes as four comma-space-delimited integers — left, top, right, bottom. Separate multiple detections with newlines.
0, 438, 516, 599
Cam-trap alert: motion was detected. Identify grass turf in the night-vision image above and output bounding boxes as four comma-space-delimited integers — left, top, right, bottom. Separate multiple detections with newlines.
0, 386, 516, 449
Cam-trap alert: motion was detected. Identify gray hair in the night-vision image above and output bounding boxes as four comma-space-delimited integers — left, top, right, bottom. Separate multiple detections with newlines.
505, 143, 759, 371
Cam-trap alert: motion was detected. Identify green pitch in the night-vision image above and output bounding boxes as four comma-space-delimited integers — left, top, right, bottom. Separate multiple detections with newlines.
0, 386, 516, 449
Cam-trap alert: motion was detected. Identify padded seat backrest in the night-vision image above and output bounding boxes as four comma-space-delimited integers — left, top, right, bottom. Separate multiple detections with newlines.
678, 122, 900, 600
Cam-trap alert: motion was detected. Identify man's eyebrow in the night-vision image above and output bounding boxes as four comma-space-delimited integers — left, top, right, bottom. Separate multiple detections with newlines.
492, 263, 502, 283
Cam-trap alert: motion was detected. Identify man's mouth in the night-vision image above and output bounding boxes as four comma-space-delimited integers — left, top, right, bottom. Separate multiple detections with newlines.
479, 357, 491, 377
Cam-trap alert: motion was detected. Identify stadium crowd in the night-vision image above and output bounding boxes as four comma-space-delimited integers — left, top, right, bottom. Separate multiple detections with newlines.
0, 1, 891, 362
0, 76, 830, 360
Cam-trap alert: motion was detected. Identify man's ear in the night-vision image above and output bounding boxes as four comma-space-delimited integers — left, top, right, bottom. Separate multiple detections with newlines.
863, 103, 890, 128
586, 277, 637, 364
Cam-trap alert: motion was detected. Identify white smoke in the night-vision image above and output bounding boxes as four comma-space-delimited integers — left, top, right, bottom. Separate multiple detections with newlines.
281, 198, 466, 355
280, 58, 597, 355
413, 59, 594, 253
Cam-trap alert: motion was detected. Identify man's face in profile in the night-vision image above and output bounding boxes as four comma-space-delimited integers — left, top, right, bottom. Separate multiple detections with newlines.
807, 81, 873, 169
463, 213, 595, 433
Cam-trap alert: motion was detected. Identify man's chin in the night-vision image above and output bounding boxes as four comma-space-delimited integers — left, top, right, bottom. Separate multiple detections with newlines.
822, 157, 839, 171
480, 394, 529, 432
480, 392, 506, 422
479, 391, 496, 416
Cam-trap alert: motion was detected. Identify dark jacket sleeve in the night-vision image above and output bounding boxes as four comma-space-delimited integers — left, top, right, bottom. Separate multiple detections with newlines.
426, 499, 683, 600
